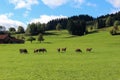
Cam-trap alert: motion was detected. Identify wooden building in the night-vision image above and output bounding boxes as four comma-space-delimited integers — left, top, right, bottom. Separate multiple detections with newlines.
0, 34, 24, 44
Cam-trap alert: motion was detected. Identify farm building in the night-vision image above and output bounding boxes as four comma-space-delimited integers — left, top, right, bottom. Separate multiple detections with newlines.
0, 34, 24, 44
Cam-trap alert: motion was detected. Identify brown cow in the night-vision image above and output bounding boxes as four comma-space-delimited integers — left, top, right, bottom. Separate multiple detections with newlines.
34, 49, 39, 53
62, 48, 67, 52
39, 48, 47, 53
19, 49, 28, 54
75, 49, 82, 53
86, 48, 92, 52
57, 48, 60, 52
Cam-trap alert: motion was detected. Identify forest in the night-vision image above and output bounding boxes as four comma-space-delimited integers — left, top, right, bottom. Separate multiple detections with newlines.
1, 11, 120, 36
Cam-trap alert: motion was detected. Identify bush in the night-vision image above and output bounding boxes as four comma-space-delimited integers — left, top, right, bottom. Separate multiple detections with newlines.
110, 29, 116, 35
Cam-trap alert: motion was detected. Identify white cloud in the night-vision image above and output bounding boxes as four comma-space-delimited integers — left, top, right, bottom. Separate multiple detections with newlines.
41, 0, 97, 8
41, 0, 86, 8
9, 0, 39, 10
86, 2, 97, 7
107, 0, 120, 8
72, 0, 85, 8
0, 13, 26, 30
74, 0, 85, 4
41, 0, 68, 8
30, 15, 68, 24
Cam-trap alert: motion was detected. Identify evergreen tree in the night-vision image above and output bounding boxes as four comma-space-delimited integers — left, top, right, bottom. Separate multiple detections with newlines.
36, 22, 42, 33
67, 20, 86, 36
67, 20, 75, 35
96, 19, 106, 28
41, 24, 46, 33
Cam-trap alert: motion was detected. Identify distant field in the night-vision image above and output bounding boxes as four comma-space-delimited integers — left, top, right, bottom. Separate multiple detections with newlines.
0, 30, 120, 80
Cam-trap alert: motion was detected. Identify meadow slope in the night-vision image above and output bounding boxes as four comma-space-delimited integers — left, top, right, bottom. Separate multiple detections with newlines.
0, 30, 120, 80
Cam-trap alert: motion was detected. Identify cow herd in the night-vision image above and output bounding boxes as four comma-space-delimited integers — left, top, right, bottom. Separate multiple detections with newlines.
19, 48, 92, 54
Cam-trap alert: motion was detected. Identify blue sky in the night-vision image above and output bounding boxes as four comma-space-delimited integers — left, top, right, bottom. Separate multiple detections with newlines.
0, 0, 120, 29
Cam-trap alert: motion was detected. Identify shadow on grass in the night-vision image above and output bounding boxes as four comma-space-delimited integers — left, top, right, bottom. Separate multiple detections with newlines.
64, 35, 78, 38
87, 30, 99, 34
64, 31, 99, 39
31, 41, 52, 44
44, 32, 60, 36
43, 42, 52, 44
111, 33, 120, 35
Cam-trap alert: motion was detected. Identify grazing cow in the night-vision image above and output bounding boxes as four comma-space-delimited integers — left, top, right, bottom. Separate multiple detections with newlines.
34, 49, 39, 53
19, 49, 28, 54
75, 49, 82, 53
39, 48, 47, 53
62, 48, 67, 52
57, 48, 60, 52
86, 48, 92, 52
43, 48, 47, 53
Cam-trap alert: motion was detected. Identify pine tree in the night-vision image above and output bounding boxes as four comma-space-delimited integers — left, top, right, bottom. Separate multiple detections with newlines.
67, 20, 75, 35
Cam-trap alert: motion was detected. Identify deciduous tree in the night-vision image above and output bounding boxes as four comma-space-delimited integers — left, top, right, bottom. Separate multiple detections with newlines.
38, 33, 44, 43
27, 36, 36, 43
9, 27, 16, 33
17, 26, 25, 33
56, 23, 62, 31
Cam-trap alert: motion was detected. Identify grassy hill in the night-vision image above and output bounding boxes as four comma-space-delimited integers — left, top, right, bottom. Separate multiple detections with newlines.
0, 30, 120, 80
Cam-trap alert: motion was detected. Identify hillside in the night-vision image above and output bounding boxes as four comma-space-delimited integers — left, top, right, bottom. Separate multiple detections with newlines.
0, 30, 120, 80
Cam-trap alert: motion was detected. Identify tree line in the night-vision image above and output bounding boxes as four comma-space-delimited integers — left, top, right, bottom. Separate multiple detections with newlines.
1, 11, 120, 36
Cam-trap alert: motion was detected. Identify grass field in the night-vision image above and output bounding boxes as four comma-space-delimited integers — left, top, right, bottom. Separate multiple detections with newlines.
0, 30, 120, 80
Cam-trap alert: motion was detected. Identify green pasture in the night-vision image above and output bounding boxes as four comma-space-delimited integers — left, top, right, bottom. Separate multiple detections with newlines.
0, 30, 120, 80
